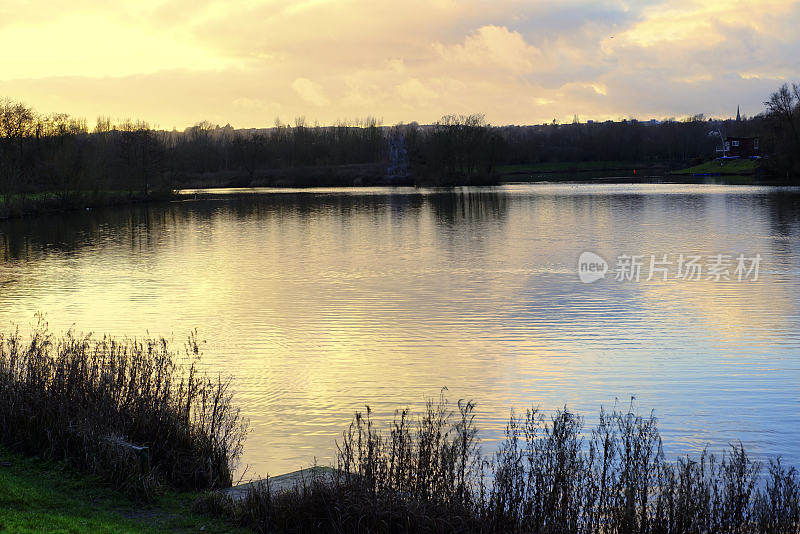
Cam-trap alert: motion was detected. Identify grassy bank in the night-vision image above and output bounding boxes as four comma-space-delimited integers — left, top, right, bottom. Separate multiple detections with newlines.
497, 161, 670, 181
173, 163, 409, 190
175, 164, 501, 190
499, 161, 642, 173
0, 190, 177, 220
671, 158, 761, 176
0, 447, 247, 533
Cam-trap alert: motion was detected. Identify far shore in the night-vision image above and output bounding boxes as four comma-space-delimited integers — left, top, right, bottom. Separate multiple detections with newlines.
0, 162, 792, 222
0, 190, 177, 220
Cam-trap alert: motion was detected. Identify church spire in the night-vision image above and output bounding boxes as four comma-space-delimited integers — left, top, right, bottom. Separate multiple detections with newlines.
736, 105, 741, 121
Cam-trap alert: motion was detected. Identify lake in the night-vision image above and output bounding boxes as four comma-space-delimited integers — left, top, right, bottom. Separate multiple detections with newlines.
1, 184, 799, 476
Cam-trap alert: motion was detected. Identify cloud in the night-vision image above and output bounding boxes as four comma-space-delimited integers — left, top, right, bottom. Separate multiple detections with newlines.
396, 78, 438, 103
434, 25, 541, 75
0, 0, 798, 127
291, 78, 331, 107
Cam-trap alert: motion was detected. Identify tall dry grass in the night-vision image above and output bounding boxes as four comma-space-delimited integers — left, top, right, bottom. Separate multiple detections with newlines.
0, 319, 247, 498
218, 395, 800, 534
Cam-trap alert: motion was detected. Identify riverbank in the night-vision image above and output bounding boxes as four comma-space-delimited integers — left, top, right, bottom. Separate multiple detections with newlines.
671, 158, 762, 176
0, 190, 177, 220
173, 163, 411, 189
0, 446, 246, 533
173, 164, 503, 188
0, 160, 782, 223
2, 326, 800, 533
199, 399, 800, 534
172, 159, 768, 190
496, 160, 673, 181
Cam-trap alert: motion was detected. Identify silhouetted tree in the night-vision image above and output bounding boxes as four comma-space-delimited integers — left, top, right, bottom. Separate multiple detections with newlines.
762, 83, 800, 179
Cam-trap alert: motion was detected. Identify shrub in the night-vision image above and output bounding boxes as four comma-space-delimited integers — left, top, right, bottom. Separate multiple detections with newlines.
0, 319, 248, 498
227, 396, 800, 534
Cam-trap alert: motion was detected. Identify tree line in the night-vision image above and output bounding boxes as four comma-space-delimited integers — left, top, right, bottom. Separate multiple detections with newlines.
1, 83, 798, 199
761, 83, 800, 179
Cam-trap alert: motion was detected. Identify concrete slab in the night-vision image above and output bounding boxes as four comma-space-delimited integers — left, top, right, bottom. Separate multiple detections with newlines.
222, 466, 340, 501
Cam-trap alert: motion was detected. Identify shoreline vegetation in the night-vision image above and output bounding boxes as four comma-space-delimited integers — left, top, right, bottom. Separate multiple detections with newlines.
2, 326, 800, 532
0, 164, 787, 221
0, 189, 177, 220
2, 83, 799, 219
0, 321, 248, 498
0, 165, 787, 221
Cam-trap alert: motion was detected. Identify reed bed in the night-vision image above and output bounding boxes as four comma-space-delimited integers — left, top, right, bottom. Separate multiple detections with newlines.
3, 320, 798, 531
213, 394, 800, 534
0, 320, 247, 498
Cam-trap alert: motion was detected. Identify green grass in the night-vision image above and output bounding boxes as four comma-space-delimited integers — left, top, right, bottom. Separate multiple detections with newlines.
497, 161, 641, 174
496, 161, 658, 182
672, 158, 761, 175
0, 447, 249, 534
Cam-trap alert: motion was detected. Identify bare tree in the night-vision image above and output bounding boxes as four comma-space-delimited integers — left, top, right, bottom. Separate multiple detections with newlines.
765, 84, 798, 133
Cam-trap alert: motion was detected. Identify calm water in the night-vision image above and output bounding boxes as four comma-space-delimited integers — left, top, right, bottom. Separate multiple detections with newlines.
2, 184, 800, 475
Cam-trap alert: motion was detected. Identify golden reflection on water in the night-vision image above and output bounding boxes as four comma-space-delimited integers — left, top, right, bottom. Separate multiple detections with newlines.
1, 184, 800, 475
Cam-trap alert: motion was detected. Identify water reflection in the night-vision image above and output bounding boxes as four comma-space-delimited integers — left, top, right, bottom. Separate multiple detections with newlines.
1, 184, 799, 475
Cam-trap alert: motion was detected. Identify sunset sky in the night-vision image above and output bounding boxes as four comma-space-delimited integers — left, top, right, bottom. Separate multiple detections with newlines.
1, 0, 798, 129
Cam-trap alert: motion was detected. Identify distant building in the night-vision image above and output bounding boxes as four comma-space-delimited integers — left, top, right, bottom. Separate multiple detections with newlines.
723, 136, 759, 157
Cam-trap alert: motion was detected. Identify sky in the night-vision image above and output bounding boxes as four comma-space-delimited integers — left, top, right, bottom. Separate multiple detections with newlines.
1, 0, 799, 129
